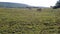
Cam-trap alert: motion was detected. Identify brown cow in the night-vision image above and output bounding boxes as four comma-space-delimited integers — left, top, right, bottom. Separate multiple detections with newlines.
37, 8, 42, 11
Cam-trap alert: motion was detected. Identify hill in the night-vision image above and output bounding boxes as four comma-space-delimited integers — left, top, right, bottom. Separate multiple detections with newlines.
0, 2, 30, 8
0, 2, 48, 8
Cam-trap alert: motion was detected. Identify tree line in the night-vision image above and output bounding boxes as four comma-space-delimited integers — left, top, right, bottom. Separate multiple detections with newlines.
53, 0, 60, 9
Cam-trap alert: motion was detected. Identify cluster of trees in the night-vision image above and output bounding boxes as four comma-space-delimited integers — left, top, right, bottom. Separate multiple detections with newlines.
53, 0, 60, 9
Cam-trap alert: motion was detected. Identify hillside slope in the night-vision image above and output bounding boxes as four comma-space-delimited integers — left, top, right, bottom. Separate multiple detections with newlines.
0, 2, 30, 8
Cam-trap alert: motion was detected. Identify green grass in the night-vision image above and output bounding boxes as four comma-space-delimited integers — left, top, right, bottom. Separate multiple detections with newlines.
0, 8, 60, 34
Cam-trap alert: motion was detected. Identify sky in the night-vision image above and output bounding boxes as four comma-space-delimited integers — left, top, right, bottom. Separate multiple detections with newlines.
0, 0, 58, 7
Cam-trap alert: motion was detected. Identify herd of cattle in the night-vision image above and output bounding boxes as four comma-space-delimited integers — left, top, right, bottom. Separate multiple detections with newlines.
26, 6, 60, 12
27, 8, 42, 11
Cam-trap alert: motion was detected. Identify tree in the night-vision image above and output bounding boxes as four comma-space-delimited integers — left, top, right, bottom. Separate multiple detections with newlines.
53, 0, 60, 9
55, 0, 60, 7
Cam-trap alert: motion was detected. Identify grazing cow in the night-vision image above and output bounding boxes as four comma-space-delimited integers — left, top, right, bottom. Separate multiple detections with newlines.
37, 8, 42, 11
26, 7, 32, 10
28, 7, 32, 10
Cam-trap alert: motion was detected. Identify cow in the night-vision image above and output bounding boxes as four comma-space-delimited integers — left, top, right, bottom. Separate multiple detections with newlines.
26, 7, 32, 10
37, 8, 42, 11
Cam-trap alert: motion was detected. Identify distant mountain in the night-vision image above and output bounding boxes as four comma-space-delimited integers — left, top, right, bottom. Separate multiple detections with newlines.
0, 2, 48, 8
0, 2, 30, 8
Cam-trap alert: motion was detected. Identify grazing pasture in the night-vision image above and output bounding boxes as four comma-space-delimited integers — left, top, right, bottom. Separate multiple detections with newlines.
0, 8, 60, 34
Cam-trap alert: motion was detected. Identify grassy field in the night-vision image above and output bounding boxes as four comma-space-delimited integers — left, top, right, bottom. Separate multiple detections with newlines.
0, 8, 60, 34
